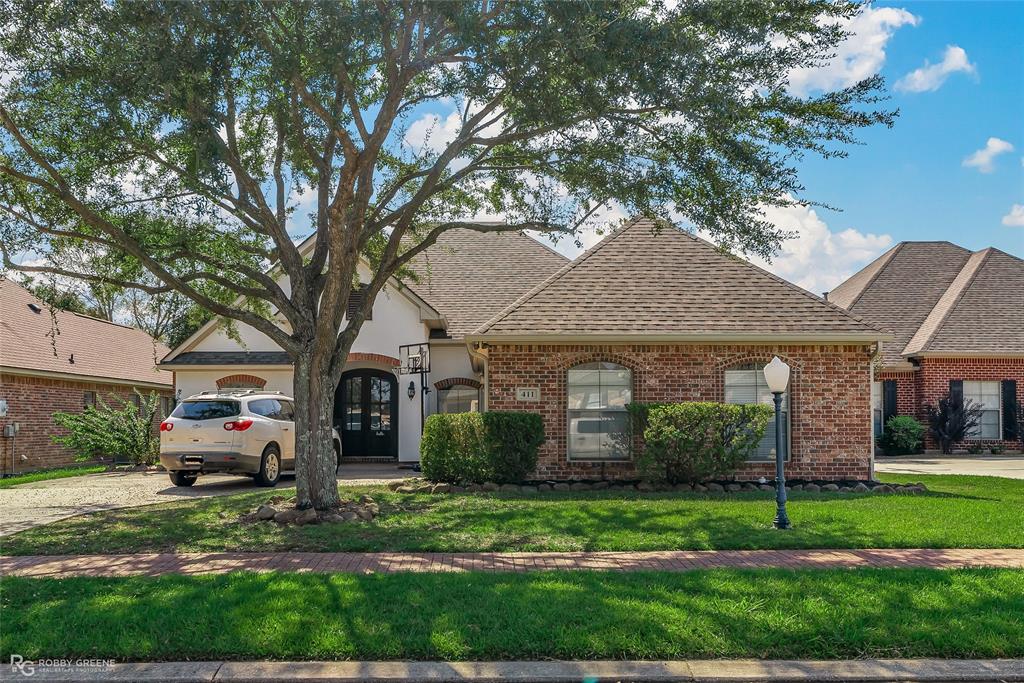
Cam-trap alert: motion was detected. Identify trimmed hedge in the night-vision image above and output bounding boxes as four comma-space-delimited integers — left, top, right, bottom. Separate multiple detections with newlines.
879, 415, 925, 455
421, 412, 545, 484
629, 401, 773, 484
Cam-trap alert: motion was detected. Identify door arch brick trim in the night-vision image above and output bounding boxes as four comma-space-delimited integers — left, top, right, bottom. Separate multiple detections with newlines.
216, 374, 267, 389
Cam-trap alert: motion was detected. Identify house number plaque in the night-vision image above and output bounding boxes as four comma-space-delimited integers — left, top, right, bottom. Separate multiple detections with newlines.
515, 387, 540, 401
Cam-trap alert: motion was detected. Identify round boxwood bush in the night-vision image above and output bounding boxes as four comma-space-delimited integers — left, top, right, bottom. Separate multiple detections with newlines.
879, 415, 925, 456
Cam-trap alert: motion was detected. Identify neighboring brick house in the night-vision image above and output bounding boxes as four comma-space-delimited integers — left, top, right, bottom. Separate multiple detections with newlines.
828, 242, 1023, 453
0, 278, 174, 473
466, 218, 888, 481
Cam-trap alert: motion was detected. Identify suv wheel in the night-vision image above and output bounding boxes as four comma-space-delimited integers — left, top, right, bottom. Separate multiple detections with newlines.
255, 444, 282, 487
169, 471, 198, 487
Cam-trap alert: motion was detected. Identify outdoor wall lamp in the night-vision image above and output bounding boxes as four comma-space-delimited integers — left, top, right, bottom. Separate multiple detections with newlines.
407, 381, 416, 400
762, 356, 791, 530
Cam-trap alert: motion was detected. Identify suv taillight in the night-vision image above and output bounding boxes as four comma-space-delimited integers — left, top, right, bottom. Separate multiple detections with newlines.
223, 417, 254, 432
160, 421, 173, 432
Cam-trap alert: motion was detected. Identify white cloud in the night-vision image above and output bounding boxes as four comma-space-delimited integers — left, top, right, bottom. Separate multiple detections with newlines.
787, 7, 919, 96
1002, 204, 1024, 227
963, 138, 1015, 173
894, 45, 976, 93
748, 201, 894, 294
404, 110, 462, 154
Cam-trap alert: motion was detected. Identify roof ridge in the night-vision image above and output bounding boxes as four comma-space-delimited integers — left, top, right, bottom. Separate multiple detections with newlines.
472, 217, 640, 334
843, 242, 905, 310
683, 229, 885, 332
902, 248, 992, 356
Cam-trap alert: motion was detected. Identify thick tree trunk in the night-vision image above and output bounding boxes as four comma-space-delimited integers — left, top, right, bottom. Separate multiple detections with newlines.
292, 346, 343, 511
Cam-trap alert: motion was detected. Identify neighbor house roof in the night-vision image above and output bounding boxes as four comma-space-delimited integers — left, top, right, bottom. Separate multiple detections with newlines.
404, 229, 568, 339
469, 217, 885, 342
0, 278, 172, 387
830, 242, 1024, 364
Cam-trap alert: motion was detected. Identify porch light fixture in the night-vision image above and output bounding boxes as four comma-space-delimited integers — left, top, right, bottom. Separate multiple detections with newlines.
762, 356, 791, 530
407, 381, 416, 400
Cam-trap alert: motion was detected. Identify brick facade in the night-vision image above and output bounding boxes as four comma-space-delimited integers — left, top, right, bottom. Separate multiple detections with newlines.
0, 372, 173, 474
879, 357, 1023, 452
486, 343, 874, 481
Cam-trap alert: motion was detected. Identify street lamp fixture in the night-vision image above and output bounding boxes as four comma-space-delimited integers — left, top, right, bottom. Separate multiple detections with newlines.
763, 356, 791, 530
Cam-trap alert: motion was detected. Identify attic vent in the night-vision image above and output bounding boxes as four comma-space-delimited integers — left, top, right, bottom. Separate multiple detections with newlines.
27, 303, 42, 313
346, 284, 372, 321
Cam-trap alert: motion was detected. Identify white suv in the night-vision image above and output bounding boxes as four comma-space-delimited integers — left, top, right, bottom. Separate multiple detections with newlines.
160, 390, 341, 487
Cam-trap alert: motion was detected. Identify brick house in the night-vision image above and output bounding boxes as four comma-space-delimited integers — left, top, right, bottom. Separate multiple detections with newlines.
466, 218, 888, 481
828, 242, 1023, 453
0, 278, 174, 473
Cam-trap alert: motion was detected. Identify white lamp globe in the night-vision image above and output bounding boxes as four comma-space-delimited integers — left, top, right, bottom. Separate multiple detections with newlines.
763, 356, 790, 394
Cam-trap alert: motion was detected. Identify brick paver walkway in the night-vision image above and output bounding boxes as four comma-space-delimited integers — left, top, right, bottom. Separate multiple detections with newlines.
2, 548, 1022, 578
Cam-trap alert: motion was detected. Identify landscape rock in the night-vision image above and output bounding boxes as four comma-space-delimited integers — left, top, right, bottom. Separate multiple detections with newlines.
758, 484, 774, 492
636, 481, 655, 492
360, 495, 375, 504
706, 482, 725, 493
673, 483, 692, 492
414, 484, 434, 493
466, 483, 482, 493
743, 483, 758, 492
321, 513, 345, 524
520, 485, 538, 494
692, 483, 708, 492
431, 483, 451, 494
726, 483, 741, 492
481, 482, 500, 492
552, 482, 570, 492
872, 484, 895, 494
821, 483, 839, 492
451, 486, 466, 493
499, 484, 521, 493
273, 508, 304, 524
789, 484, 803, 492
268, 495, 286, 504
396, 486, 416, 494
256, 504, 278, 521
294, 508, 319, 526
570, 482, 591, 491
386, 480, 405, 491
853, 483, 870, 493
839, 486, 852, 493
341, 511, 358, 522
537, 483, 552, 492
356, 507, 375, 521
803, 483, 821, 493
592, 481, 610, 490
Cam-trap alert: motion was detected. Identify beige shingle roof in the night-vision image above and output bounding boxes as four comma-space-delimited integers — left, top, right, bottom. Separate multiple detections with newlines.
1, 278, 172, 386
831, 242, 1024, 364
404, 229, 568, 339
472, 217, 884, 340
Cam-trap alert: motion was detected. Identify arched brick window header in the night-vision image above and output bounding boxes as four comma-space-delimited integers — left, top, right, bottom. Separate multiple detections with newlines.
216, 374, 267, 389
434, 377, 481, 390
348, 352, 400, 367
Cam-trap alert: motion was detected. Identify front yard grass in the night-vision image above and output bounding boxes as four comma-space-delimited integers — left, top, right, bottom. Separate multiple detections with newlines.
0, 464, 106, 489
3, 474, 1023, 555
2, 568, 1022, 661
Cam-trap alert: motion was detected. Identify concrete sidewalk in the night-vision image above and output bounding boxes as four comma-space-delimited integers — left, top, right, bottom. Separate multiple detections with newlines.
4, 658, 1023, 682
3, 548, 1024, 578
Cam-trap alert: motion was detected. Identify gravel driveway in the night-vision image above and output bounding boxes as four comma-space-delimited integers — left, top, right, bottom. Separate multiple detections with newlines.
0, 464, 407, 537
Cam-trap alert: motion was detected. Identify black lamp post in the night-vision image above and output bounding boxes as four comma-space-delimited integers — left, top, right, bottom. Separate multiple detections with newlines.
763, 356, 791, 530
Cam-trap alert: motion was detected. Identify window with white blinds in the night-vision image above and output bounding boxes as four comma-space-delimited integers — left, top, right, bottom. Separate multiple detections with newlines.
724, 363, 789, 461
964, 381, 1001, 440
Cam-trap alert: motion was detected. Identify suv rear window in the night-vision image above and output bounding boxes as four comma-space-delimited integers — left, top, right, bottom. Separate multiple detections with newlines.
171, 400, 240, 420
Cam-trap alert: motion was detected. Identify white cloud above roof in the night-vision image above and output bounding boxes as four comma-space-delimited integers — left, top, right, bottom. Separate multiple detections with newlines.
787, 6, 919, 97
894, 45, 976, 93
962, 137, 1015, 173
1002, 204, 1024, 227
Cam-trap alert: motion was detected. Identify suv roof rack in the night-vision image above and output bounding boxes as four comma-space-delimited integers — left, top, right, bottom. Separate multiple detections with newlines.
194, 389, 285, 397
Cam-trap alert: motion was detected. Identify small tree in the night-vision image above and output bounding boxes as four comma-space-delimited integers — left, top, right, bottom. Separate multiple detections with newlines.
52, 391, 161, 465
924, 393, 983, 455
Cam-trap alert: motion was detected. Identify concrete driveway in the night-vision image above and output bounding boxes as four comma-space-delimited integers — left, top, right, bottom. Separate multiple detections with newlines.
0, 463, 408, 537
875, 455, 1024, 480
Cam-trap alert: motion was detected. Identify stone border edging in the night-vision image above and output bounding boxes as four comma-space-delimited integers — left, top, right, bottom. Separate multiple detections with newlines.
3, 658, 1022, 682
389, 479, 926, 496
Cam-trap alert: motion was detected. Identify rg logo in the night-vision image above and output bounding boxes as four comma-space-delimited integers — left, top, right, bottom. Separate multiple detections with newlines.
9, 655, 35, 677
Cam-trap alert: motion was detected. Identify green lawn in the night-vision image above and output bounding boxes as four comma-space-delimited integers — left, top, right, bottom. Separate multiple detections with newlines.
0, 464, 106, 488
3, 474, 1022, 555
3, 568, 1022, 661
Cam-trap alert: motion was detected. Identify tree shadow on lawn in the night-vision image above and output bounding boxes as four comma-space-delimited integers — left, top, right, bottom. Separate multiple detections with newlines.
4, 569, 1023, 661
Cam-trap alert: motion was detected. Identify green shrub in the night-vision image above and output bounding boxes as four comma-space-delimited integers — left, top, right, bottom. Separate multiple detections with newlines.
52, 391, 161, 465
879, 415, 925, 455
630, 402, 773, 484
420, 411, 545, 484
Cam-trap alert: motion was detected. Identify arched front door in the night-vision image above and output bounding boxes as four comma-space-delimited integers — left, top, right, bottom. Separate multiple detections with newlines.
335, 369, 398, 459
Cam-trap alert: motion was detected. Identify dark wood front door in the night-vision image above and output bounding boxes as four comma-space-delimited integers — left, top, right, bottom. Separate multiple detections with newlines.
335, 370, 398, 458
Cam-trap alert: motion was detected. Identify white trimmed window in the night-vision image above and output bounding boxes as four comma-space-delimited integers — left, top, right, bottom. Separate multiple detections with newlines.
724, 362, 789, 461
438, 385, 479, 414
567, 362, 632, 460
872, 381, 883, 436
964, 381, 1001, 440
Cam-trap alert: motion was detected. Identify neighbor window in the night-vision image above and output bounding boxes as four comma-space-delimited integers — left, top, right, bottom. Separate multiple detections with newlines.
724, 362, 789, 461
872, 381, 883, 436
567, 361, 632, 460
964, 380, 1001, 440
437, 385, 479, 414
83, 391, 96, 409
160, 396, 176, 417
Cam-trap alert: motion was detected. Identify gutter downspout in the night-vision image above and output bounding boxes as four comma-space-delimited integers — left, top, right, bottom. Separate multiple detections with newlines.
869, 340, 884, 482
466, 342, 489, 411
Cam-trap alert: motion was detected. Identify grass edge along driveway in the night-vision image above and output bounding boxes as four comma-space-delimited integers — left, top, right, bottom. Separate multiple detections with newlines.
2, 474, 1022, 555
2, 568, 1023, 662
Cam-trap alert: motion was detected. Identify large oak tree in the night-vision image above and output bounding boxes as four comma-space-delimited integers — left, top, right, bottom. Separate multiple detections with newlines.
0, 0, 893, 510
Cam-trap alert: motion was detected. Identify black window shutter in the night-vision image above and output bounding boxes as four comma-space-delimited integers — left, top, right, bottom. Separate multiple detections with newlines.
882, 380, 898, 426
1003, 380, 1018, 441
346, 285, 372, 321
949, 380, 963, 409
